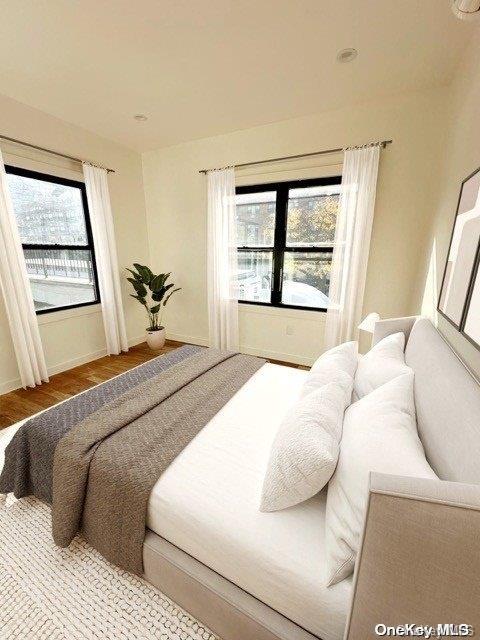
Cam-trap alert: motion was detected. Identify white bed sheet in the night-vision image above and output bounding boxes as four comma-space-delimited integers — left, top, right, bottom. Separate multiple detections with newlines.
147, 363, 352, 640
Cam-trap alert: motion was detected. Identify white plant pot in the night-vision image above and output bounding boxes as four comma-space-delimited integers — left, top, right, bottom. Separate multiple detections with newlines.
146, 327, 166, 350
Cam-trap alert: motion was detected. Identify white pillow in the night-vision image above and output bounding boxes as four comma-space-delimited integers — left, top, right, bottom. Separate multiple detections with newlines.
260, 377, 353, 513
324, 372, 437, 586
303, 341, 358, 397
354, 332, 409, 399
311, 341, 358, 378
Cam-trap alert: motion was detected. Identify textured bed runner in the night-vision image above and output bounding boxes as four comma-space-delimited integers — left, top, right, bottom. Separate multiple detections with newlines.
0, 496, 220, 640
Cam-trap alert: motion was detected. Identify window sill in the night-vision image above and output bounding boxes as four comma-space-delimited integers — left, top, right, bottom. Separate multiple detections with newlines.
37, 303, 102, 325
239, 302, 326, 321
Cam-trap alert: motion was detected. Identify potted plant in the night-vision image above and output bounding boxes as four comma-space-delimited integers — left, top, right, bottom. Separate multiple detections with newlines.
126, 264, 181, 350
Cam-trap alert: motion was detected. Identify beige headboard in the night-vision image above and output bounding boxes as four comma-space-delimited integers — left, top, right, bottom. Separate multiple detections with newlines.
373, 317, 480, 484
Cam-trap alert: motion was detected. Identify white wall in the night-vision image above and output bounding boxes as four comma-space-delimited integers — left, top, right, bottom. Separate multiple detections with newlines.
0, 94, 149, 393
421, 38, 480, 379
142, 87, 448, 364
2, 62, 476, 383
0, 40, 475, 392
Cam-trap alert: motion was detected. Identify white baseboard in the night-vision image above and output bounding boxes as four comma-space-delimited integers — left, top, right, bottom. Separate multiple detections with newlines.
48, 348, 108, 377
0, 332, 311, 396
0, 349, 106, 396
0, 377, 25, 395
166, 331, 209, 347
128, 335, 147, 348
0, 334, 147, 396
47, 334, 146, 379
165, 331, 313, 366
240, 345, 314, 366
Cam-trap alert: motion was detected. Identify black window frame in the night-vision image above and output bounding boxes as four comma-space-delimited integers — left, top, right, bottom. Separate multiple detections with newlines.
5, 165, 101, 315
235, 176, 341, 312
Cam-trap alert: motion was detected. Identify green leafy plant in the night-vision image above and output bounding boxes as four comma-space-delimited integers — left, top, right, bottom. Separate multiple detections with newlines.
126, 264, 181, 332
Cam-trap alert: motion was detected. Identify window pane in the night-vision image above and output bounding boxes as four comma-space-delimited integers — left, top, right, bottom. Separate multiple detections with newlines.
286, 185, 340, 247
281, 251, 331, 308
24, 248, 97, 311
235, 250, 272, 303
7, 173, 88, 245
235, 191, 276, 247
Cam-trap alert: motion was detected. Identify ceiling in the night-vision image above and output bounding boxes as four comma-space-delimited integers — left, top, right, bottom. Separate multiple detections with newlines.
0, 1, 474, 151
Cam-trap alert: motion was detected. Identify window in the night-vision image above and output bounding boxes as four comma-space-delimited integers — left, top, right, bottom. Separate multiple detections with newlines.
5, 166, 100, 314
235, 177, 341, 311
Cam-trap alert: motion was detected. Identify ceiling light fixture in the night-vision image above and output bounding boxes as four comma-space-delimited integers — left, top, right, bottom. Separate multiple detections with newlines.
134, 114, 148, 122
337, 48, 358, 63
452, 0, 480, 20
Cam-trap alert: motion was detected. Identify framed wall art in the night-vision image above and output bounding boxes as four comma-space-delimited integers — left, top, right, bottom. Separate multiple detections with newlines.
438, 166, 480, 350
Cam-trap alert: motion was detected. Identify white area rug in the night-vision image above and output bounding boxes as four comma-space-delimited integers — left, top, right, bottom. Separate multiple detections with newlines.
0, 496, 220, 640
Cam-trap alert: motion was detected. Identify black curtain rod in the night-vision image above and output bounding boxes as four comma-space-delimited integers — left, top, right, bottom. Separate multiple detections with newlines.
199, 139, 392, 174
0, 133, 115, 173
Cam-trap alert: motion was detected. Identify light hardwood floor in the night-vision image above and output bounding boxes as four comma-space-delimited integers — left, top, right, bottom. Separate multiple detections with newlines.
0, 341, 305, 429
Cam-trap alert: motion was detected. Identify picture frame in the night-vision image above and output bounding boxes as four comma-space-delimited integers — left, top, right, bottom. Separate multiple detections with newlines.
438, 165, 480, 350
462, 250, 480, 350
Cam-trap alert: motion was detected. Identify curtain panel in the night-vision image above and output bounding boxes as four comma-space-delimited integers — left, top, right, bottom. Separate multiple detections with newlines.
83, 163, 128, 355
207, 167, 239, 350
324, 145, 381, 349
0, 150, 49, 388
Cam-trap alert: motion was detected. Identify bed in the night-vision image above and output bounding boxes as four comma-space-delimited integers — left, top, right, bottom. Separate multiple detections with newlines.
2, 317, 480, 640
0, 360, 350, 640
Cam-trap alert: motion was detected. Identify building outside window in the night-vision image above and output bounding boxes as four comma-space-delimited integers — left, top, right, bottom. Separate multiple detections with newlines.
234, 177, 341, 311
5, 165, 100, 314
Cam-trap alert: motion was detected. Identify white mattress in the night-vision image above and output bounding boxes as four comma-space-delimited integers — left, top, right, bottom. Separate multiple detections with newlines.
147, 363, 352, 640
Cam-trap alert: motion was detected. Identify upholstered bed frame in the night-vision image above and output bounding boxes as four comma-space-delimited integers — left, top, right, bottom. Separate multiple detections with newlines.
142, 317, 480, 640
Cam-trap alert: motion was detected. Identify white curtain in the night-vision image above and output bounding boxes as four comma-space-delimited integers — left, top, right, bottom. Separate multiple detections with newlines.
0, 151, 49, 388
207, 167, 239, 350
83, 163, 128, 355
324, 144, 380, 349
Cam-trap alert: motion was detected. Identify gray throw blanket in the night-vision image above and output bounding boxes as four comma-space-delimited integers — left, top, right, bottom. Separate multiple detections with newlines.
0, 344, 202, 504
1, 347, 264, 575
